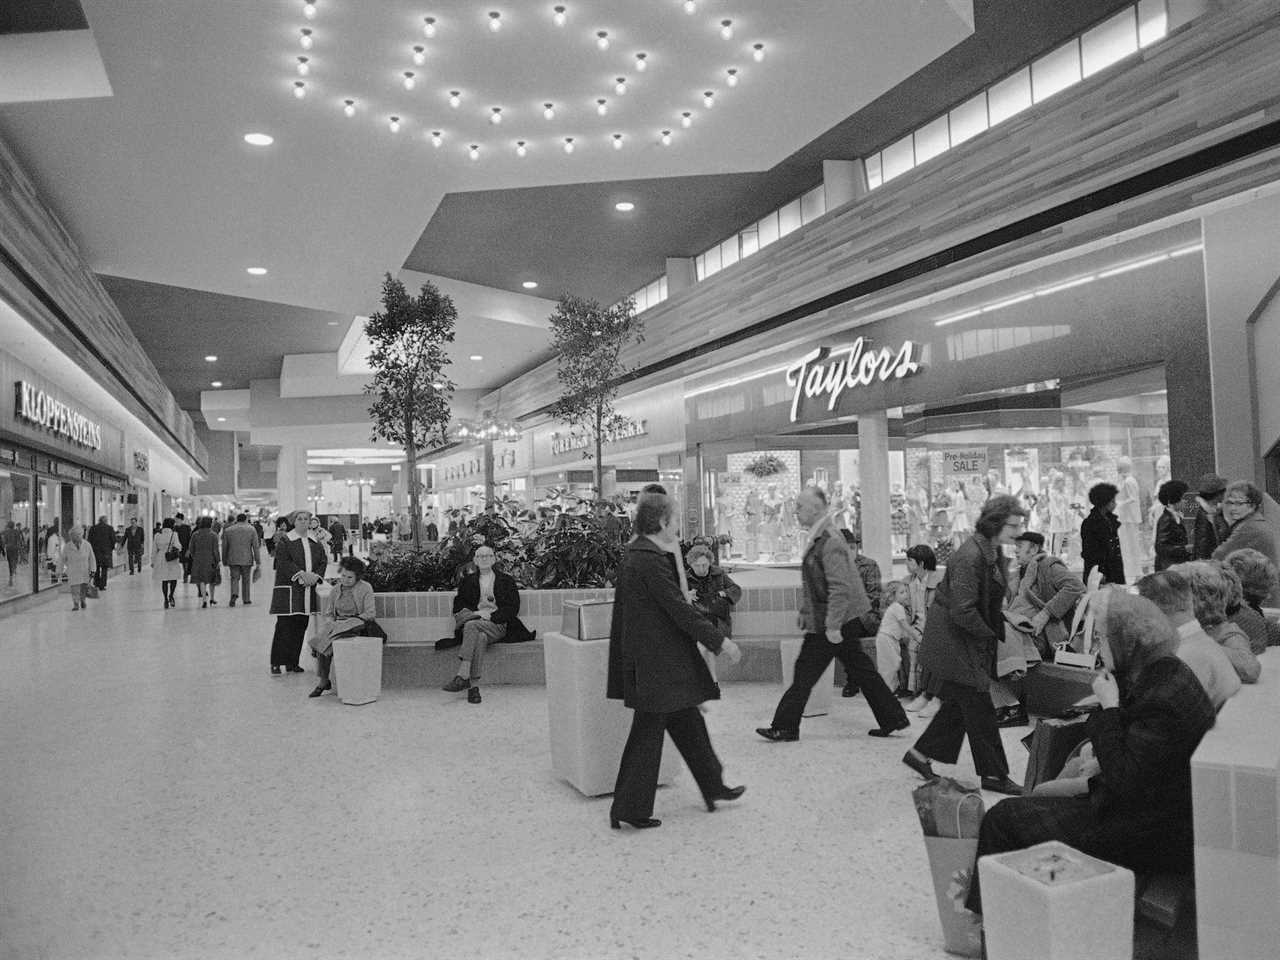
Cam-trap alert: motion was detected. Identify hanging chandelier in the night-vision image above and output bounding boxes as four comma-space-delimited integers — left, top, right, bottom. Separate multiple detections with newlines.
451, 410, 521, 443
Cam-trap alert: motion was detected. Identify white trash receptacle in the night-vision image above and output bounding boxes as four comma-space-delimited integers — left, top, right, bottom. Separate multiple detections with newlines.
331, 636, 382, 705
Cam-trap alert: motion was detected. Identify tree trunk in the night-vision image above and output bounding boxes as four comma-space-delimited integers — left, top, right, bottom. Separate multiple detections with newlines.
594, 406, 604, 500
406, 429, 421, 551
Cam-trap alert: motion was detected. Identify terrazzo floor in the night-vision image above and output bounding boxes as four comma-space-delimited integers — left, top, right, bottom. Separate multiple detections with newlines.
1, 570, 1030, 960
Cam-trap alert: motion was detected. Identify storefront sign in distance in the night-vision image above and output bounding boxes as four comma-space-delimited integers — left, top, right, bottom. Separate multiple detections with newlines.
785, 339, 921, 422
550, 419, 649, 456
13, 380, 103, 450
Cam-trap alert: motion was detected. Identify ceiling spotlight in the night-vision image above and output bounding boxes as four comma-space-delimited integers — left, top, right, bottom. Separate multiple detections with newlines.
683, 1, 696, 13
216, 417, 227, 423
596, 98, 608, 116
303, 1, 317, 19
515, 140, 527, 157
681, 111, 693, 128
299, 28, 313, 50
469, 354, 484, 361
563, 137, 575, 154
488, 11, 502, 32
726, 67, 739, 87
596, 30, 609, 50
660, 129, 672, 146
296, 56, 310, 76
614, 77, 627, 95
635, 52, 648, 72
615, 201, 635, 212
403, 71, 416, 90
553, 5, 566, 27
246, 267, 267, 275
204, 355, 218, 362
448, 90, 461, 108
612, 133, 623, 150
211, 381, 223, 388
522, 280, 538, 289
243, 132, 273, 146
423, 16, 437, 38
753, 42, 765, 62
293, 80, 307, 99
543, 102, 555, 119
430, 130, 443, 147
412, 45, 426, 65
389, 116, 401, 133
343, 98, 356, 117
468, 144, 480, 160
720, 19, 733, 40
490, 106, 502, 124
703, 90, 715, 108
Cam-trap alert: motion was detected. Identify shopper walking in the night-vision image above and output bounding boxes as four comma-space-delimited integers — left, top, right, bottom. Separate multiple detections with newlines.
186, 516, 221, 608
902, 494, 1027, 796
220, 513, 261, 607
327, 518, 346, 561
269, 509, 327, 676
122, 517, 146, 574
1080, 482, 1125, 586
756, 487, 909, 742
174, 513, 193, 583
153, 518, 182, 608
60, 524, 95, 611
607, 490, 744, 829
2, 520, 23, 586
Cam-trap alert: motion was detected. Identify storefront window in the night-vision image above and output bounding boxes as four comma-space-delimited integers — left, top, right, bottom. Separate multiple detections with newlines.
1, 468, 35, 600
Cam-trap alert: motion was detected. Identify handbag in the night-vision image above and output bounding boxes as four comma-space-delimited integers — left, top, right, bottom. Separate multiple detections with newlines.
212, 566, 222, 586
164, 533, 180, 562
85, 583, 100, 599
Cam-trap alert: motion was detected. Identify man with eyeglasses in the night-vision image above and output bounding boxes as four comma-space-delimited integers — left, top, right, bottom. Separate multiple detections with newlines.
1191, 474, 1229, 561
441, 544, 525, 704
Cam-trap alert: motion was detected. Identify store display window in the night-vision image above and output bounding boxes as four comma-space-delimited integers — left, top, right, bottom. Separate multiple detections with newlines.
1, 467, 35, 600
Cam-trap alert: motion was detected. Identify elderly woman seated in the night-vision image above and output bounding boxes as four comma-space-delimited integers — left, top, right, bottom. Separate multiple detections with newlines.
964, 590, 1218, 915
1175, 560, 1261, 684
685, 543, 742, 637
307, 556, 379, 698
1137, 568, 1241, 710
1224, 547, 1280, 653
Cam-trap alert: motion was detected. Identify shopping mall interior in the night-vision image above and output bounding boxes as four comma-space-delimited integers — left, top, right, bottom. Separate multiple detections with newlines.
3, 2, 1280, 958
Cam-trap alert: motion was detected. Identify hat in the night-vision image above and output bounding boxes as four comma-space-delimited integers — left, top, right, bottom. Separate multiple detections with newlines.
1196, 473, 1227, 498
1014, 531, 1045, 548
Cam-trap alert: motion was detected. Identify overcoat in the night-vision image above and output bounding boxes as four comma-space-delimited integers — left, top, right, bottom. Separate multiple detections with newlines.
269, 534, 329, 616
1080, 507, 1125, 585
452, 569, 535, 642
186, 528, 221, 583
1153, 508, 1191, 571
687, 565, 742, 637
917, 532, 1007, 692
607, 537, 724, 713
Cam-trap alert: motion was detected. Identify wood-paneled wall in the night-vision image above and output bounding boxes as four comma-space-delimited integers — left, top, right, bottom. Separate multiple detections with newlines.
0, 136, 207, 473
483, 0, 1280, 421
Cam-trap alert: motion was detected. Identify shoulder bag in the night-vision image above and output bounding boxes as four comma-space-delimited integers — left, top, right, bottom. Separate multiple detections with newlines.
164, 532, 181, 563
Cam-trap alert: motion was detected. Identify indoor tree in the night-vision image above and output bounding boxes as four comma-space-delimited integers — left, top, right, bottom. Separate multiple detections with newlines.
365, 274, 455, 549
547, 294, 644, 497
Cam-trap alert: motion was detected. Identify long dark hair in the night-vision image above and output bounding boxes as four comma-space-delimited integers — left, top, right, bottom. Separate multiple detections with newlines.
974, 494, 1028, 538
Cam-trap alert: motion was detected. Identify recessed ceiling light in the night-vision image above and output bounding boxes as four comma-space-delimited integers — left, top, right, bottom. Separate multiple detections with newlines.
243, 133, 274, 146
488, 11, 502, 32
553, 6, 567, 27
326, 321, 339, 326
753, 42, 766, 62
615, 77, 627, 95
543, 102, 555, 120
469, 354, 483, 361
596, 30, 609, 50
660, 130, 672, 146
515, 140, 527, 157
430, 130, 443, 147
343, 98, 356, 117
612, 133, 624, 150
681, 111, 693, 128
205, 355, 218, 362
217, 417, 227, 422
389, 116, 401, 133
449, 90, 462, 108
522, 280, 538, 289
563, 137, 575, 154
726, 68, 739, 87
210, 381, 223, 388
294, 81, 307, 99
635, 52, 647, 71
246, 267, 267, 275
412, 45, 426, 65
490, 106, 503, 124
468, 144, 480, 160
403, 71, 416, 90
596, 98, 608, 116
423, 16, 437, 38
615, 201, 635, 212
720, 19, 734, 40
296, 56, 310, 76
703, 90, 715, 108
299, 28, 313, 50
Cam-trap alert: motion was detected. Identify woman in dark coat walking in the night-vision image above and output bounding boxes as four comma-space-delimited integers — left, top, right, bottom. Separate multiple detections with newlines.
1079, 482, 1125, 585
903, 494, 1027, 796
607, 490, 744, 829
964, 590, 1217, 913
1153, 479, 1191, 571
187, 516, 222, 608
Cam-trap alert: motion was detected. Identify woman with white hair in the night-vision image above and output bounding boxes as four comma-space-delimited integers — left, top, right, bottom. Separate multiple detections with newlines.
1175, 560, 1261, 684
60, 524, 96, 611
964, 589, 1217, 915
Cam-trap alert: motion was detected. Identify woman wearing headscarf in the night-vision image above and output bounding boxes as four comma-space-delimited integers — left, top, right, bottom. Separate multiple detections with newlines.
963, 589, 1217, 914
606, 490, 744, 830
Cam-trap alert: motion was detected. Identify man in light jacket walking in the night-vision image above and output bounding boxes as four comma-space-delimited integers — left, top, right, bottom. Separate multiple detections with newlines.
757, 487, 909, 741
220, 513, 261, 607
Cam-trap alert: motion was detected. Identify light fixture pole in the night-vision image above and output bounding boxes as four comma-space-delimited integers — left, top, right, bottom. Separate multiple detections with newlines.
346, 477, 371, 551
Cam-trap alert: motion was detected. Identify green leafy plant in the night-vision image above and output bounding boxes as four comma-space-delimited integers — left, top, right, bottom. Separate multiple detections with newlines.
365, 274, 456, 550
548, 294, 645, 496
744, 454, 787, 478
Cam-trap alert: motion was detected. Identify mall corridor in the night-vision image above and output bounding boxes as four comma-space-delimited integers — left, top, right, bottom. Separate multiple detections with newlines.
0, 572, 1032, 960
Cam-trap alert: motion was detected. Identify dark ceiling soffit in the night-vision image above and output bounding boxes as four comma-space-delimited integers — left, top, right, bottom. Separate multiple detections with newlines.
0, 244, 208, 474
0, 0, 89, 35
520, 117, 1280, 421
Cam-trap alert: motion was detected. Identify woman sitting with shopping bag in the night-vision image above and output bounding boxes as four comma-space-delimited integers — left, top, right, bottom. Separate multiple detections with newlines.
307, 556, 381, 698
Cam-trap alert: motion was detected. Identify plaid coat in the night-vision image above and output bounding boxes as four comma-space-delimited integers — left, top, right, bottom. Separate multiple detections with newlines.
918, 533, 1006, 692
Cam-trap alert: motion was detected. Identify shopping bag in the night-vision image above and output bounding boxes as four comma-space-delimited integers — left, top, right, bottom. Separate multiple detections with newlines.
912, 776, 985, 839
1020, 715, 1090, 793
922, 836, 984, 957
252, 566, 262, 582
84, 583, 99, 599
1023, 662, 1100, 718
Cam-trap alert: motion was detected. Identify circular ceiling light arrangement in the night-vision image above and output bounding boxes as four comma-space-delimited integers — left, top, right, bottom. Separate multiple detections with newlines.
243, 132, 273, 146
683, 1, 696, 14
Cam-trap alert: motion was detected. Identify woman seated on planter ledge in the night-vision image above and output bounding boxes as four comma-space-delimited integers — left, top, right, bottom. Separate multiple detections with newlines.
307, 556, 384, 698
442, 545, 527, 705
685, 543, 742, 637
